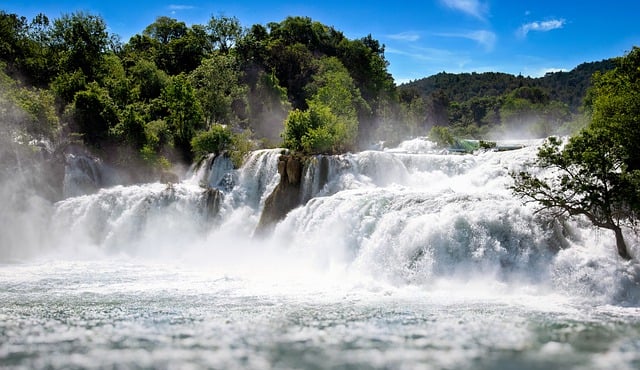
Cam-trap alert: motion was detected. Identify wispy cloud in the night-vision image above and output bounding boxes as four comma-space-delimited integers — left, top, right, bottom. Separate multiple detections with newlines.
385, 46, 456, 62
168, 4, 196, 11
387, 32, 421, 42
517, 19, 565, 37
465, 30, 496, 51
439, 0, 488, 20
435, 30, 497, 52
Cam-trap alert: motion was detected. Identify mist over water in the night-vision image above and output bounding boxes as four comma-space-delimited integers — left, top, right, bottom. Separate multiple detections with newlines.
2, 137, 640, 369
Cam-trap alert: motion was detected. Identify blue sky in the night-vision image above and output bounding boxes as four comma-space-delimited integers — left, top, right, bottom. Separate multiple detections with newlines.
4, 1, 640, 83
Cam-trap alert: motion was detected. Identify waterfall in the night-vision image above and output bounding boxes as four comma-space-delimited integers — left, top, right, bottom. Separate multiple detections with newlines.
3, 138, 639, 303
272, 143, 555, 283
227, 148, 283, 210
63, 153, 104, 198
187, 153, 235, 190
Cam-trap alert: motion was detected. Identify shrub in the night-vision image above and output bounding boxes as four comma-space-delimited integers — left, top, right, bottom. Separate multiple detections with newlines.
190, 124, 233, 158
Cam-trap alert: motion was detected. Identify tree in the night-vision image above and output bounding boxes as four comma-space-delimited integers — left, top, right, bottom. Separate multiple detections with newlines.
161, 74, 203, 159
71, 81, 119, 146
512, 47, 640, 260
141, 16, 207, 74
282, 57, 362, 153
128, 59, 168, 102
190, 124, 233, 158
587, 47, 640, 171
189, 53, 245, 127
49, 12, 110, 80
245, 69, 291, 143
512, 134, 638, 260
143, 16, 187, 45
206, 15, 243, 54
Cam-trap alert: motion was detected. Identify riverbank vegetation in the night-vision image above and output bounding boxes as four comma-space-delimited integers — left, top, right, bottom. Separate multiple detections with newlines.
1, 9, 615, 175
512, 47, 640, 260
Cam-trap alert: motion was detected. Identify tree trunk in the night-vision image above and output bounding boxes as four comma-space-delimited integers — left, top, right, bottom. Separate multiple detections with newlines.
613, 226, 632, 260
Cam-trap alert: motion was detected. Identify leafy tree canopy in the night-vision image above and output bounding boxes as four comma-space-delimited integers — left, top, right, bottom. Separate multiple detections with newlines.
512, 47, 640, 260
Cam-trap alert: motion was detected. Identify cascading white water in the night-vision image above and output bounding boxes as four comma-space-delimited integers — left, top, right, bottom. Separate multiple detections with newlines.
28, 138, 637, 302
187, 153, 235, 190
273, 144, 550, 285
3, 138, 640, 369
62, 153, 104, 198
227, 148, 283, 209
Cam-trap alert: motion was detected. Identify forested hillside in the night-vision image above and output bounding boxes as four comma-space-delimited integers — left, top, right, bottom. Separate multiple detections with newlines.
0, 9, 625, 180
401, 60, 614, 109
0, 11, 398, 174
398, 59, 615, 139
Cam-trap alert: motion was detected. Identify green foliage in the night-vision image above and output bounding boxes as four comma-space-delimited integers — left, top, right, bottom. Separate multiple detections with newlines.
190, 124, 233, 158
399, 62, 616, 139
161, 74, 203, 159
143, 119, 170, 151
141, 16, 208, 74
401, 60, 615, 112
128, 59, 168, 102
5, 6, 622, 180
50, 69, 87, 106
2, 8, 404, 161
191, 125, 255, 167
111, 104, 146, 148
244, 70, 291, 142
512, 47, 640, 260
0, 11, 28, 61
49, 12, 111, 80
282, 57, 361, 153
282, 108, 309, 151
283, 103, 344, 153
207, 15, 243, 54
71, 82, 119, 146
143, 16, 187, 44
428, 126, 454, 147
189, 53, 245, 127
588, 47, 640, 171
229, 130, 256, 166
97, 53, 129, 107
11, 86, 59, 138
0, 66, 59, 139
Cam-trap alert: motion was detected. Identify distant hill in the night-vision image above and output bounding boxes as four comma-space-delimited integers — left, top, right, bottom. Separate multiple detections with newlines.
399, 59, 616, 112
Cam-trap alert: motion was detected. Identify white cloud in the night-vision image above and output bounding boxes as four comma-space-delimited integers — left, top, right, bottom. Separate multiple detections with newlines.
435, 30, 497, 52
466, 30, 496, 51
439, 0, 488, 20
518, 19, 566, 37
385, 46, 456, 62
168, 4, 196, 11
387, 32, 421, 42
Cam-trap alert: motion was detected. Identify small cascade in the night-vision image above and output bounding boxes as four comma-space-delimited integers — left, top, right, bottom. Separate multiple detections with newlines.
51, 182, 215, 255
227, 148, 284, 210
62, 150, 125, 198
300, 155, 355, 201
390, 136, 438, 153
63, 153, 103, 197
188, 153, 235, 191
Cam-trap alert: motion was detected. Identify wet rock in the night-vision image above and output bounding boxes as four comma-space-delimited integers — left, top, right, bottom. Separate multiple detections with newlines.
160, 171, 180, 184
255, 154, 305, 236
202, 187, 222, 221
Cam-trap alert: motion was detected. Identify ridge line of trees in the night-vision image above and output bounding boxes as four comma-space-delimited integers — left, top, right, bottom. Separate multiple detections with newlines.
0, 9, 621, 178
